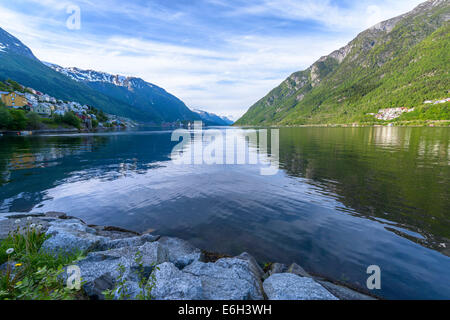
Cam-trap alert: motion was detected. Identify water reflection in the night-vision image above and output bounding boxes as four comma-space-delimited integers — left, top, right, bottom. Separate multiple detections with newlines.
0, 132, 176, 211
371, 126, 410, 149
0, 127, 449, 299
278, 127, 449, 242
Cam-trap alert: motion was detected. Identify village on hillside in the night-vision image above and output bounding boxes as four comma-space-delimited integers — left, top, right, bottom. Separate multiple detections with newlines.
367, 98, 450, 121
0, 80, 135, 132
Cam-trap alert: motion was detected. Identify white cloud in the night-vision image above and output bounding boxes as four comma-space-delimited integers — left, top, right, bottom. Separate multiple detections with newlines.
0, 0, 425, 118
27, 33, 346, 118
225, 0, 425, 30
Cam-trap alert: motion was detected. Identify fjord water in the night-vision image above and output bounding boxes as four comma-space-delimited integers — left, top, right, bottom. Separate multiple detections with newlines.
0, 127, 449, 299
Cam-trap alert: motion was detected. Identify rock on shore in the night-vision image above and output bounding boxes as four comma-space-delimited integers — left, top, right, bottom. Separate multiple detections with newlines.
0, 212, 376, 300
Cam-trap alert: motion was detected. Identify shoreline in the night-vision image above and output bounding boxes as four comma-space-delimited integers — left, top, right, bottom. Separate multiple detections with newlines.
2, 119, 449, 136
0, 126, 129, 136
0, 211, 379, 300
233, 120, 450, 129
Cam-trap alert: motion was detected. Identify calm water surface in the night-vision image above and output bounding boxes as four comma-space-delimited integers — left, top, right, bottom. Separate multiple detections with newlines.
0, 127, 449, 299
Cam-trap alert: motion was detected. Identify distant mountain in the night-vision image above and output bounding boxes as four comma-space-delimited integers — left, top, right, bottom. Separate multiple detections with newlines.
193, 109, 234, 126
0, 27, 199, 124
220, 115, 235, 125
236, 0, 450, 125
46, 64, 200, 123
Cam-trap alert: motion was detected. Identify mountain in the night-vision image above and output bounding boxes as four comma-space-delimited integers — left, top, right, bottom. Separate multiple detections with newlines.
220, 116, 235, 125
0, 27, 199, 123
46, 64, 200, 123
193, 109, 234, 126
236, 0, 450, 126
0, 28, 37, 60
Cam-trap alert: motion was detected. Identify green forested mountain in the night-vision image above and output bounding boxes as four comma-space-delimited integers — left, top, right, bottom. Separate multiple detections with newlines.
0, 51, 143, 120
236, 0, 450, 126
0, 27, 199, 123
46, 64, 200, 123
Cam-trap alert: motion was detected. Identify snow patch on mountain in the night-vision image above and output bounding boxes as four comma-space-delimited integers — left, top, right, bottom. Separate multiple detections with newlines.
0, 27, 38, 60
44, 62, 157, 90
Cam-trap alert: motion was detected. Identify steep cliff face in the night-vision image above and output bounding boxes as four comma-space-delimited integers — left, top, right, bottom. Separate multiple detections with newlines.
236, 0, 450, 125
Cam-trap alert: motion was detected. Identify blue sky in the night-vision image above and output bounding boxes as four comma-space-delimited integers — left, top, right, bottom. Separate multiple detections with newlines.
0, 0, 423, 118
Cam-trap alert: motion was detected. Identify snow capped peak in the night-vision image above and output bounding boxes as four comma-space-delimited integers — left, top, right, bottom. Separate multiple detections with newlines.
193, 109, 208, 115
45, 63, 157, 90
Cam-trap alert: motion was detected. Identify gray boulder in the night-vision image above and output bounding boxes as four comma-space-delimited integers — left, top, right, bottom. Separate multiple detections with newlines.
158, 237, 203, 269
263, 273, 338, 300
317, 281, 376, 300
0, 214, 54, 240
41, 219, 109, 254
0, 219, 20, 240
98, 234, 160, 251
89, 225, 141, 240
86, 273, 115, 300
152, 262, 204, 300
183, 258, 264, 300
235, 252, 265, 279
287, 263, 310, 278
44, 212, 69, 219
263, 262, 288, 280
269, 263, 288, 275
75, 241, 169, 300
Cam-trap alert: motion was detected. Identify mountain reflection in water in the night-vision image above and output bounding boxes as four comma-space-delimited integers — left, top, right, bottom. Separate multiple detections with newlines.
0, 127, 448, 299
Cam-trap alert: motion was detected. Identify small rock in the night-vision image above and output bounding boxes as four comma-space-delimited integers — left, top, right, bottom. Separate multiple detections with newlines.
269, 263, 288, 275
287, 263, 310, 277
99, 234, 160, 251
263, 273, 338, 300
92, 225, 140, 239
235, 252, 265, 279
263, 262, 288, 279
0, 219, 18, 240
41, 220, 109, 254
183, 258, 264, 300
45, 212, 68, 219
158, 237, 203, 269
89, 273, 115, 300
75, 241, 169, 300
0, 217, 52, 240
152, 262, 204, 300
317, 281, 376, 300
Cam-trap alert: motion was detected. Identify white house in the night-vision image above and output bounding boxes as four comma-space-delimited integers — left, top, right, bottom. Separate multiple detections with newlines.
38, 94, 51, 103
33, 103, 52, 116
53, 110, 65, 116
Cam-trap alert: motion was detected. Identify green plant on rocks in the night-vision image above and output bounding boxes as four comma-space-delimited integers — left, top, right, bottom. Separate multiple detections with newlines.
103, 251, 160, 300
135, 251, 159, 300
0, 220, 85, 300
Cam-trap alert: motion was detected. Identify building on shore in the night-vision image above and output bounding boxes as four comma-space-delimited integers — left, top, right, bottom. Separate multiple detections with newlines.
33, 103, 52, 116
0, 91, 27, 108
